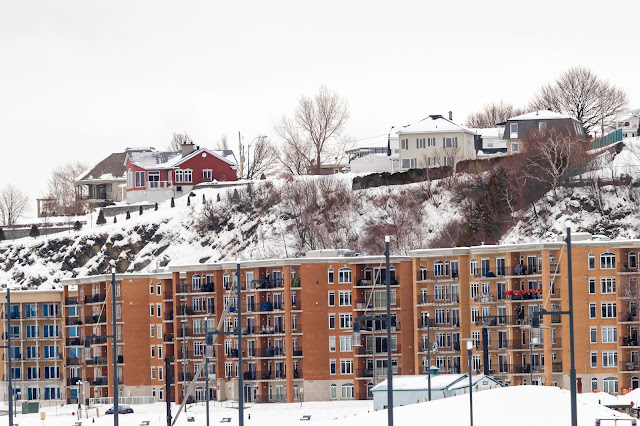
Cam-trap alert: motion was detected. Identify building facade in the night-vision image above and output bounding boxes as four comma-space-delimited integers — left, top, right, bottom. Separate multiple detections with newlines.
8, 234, 633, 407
0, 289, 76, 407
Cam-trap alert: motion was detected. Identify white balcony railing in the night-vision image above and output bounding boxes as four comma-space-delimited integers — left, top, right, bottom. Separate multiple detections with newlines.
146, 181, 173, 190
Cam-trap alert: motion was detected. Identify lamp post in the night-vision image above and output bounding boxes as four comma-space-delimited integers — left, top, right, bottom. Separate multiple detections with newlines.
77, 380, 82, 421
467, 340, 474, 426
426, 312, 431, 401
5, 287, 14, 426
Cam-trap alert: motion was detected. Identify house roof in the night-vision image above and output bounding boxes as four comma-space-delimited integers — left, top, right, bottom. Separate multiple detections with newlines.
507, 110, 573, 121
396, 115, 476, 136
175, 148, 238, 169
127, 150, 183, 170
448, 374, 501, 390
76, 152, 130, 183
371, 374, 466, 392
470, 128, 502, 138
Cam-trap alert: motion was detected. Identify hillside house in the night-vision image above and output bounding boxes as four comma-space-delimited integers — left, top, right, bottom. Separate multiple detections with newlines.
499, 110, 586, 155
612, 108, 640, 139
124, 142, 238, 204
347, 133, 400, 173
471, 128, 507, 155
75, 148, 153, 209
396, 114, 477, 171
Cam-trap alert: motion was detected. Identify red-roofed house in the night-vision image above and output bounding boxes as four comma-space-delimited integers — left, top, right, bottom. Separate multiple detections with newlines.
124, 142, 238, 204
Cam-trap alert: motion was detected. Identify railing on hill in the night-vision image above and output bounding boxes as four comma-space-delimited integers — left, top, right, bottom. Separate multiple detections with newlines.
592, 129, 623, 149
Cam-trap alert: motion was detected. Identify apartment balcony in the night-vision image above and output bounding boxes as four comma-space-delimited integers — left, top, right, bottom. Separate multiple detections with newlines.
624, 362, 640, 372
260, 347, 285, 357
356, 368, 374, 378
84, 314, 106, 324
621, 336, 640, 347
92, 377, 109, 386
552, 361, 563, 373
66, 338, 82, 346
85, 356, 108, 366
65, 297, 79, 305
506, 289, 543, 301
420, 342, 460, 352
164, 333, 175, 343
66, 358, 80, 366
418, 271, 459, 282
548, 261, 561, 274
251, 278, 285, 290
619, 264, 639, 274
356, 278, 399, 287
65, 317, 83, 326
84, 294, 107, 304
476, 316, 508, 327
420, 319, 460, 329
473, 292, 507, 304
419, 295, 460, 305
620, 312, 639, 323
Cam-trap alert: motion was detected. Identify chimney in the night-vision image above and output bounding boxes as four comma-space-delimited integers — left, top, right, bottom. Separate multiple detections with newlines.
448, 111, 453, 121
181, 142, 196, 157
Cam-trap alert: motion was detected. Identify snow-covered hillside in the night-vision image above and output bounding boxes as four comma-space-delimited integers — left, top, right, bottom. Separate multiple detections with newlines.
2, 138, 640, 289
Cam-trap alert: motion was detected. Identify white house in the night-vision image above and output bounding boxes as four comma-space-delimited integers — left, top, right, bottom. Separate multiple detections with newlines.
395, 114, 477, 171
371, 374, 503, 410
471, 127, 507, 155
346, 132, 400, 174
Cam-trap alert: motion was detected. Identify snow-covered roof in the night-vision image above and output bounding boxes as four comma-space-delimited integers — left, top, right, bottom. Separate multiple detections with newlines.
77, 152, 131, 183
127, 150, 183, 170
448, 374, 501, 390
176, 148, 238, 168
507, 110, 573, 121
396, 115, 476, 135
371, 374, 466, 392
471, 127, 501, 138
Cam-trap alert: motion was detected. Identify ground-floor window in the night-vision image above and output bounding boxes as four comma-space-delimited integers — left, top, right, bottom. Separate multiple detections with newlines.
591, 378, 598, 392
341, 383, 354, 399
603, 377, 618, 394
330, 384, 337, 399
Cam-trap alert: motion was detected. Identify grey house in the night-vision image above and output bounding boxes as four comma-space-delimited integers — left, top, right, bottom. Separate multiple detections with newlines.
499, 110, 586, 154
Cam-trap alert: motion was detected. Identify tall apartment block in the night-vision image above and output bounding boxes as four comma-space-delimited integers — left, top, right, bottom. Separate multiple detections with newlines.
0, 289, 76, 406
1, 232, 637, 406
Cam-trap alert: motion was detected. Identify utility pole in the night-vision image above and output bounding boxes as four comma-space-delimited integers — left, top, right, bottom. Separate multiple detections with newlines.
7, 288, 13, 426
165, 357, 172, 426
238, 131, 244, 179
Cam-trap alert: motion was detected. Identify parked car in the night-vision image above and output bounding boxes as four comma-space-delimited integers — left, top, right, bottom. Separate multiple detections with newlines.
106, 405, 134, 414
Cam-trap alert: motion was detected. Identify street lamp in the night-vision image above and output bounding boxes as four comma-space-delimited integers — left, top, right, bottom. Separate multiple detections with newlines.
466, 340, 474, 426
76, 380, 82, 421
2, 288, 15, 426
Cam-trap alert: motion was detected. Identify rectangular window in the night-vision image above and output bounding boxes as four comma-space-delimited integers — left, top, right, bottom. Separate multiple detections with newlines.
510, 123, 518, 138
601, 278, 616, 294
417, 138, 426, 149
401, 139, 408, 150
601, 327, 617, 343
427, 157, 437, 166
427, 137, 436, 147
184, 169, 193, 183
590, 327, 597, 344
340, 359, 353, 374
330, 360, 336, 375
328, 292, 335, 307
329, 315, 335, 330
150, 304, 154, 316
591, 352, 597, 368
150, 325, 155, 338
443, 137, 458, 148
511, 142, 519, 153
151, 367, 156, 380
339, 336, 352, 352
589, 278, 596, 294
601, 303, 617, 318
589, 303, 596, 319
602, 351, 618, 368
401, 158, 417, 169
339, 291, 352, 306
135, 171, 145, 188
339, 314, 352, 329
203, 170, 212, 180
329, 336, 336, 352
175, 170, 183, 183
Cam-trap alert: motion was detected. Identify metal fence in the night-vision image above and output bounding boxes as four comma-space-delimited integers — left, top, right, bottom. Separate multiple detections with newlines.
89, 396, 155, 406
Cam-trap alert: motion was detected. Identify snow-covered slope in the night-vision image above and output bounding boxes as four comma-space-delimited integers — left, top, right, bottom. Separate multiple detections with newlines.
3, 138, 640, 289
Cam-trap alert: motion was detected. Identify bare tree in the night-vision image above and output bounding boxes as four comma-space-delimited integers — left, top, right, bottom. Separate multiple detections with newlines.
529, 66, 629, 133
168, 131, 193, 151
275, 85, 350, 174
245, 136, 279, 179
0, 184, 30, 226
215, 134, 229, 151
276, 118, 315, 175
466, 100, 526, 128
46, 161, 88, 212
523, 129, 585, 203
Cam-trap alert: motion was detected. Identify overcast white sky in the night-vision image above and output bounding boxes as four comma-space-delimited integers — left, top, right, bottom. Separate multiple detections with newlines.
1, 0, 639, 203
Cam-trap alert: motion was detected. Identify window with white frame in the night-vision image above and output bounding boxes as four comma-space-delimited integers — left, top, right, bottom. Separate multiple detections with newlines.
590, 327, 597, 344
510, 123, 518, 138
434, 261, 444, 277
589, 303, 596, 319
601, 303, 617, 318
401, 139, 408, 150
443, 137, 458, 148
127, 169, 133, 188
329, 360, 336, 375
470, 259, 478, 276
339, 314, 352, 329
330, 384, 337, 398
419, 266, 427, 281
601, 327, 617, 343
591, 352, 597, 368
339, 291, 352, 306
192, 275, 201, 290
338, 268, 351, 284
203, 169, 212, 180
328, 268, 334, 284
511, 142, 519, 153
339, 336, 352, 352
427, 137, 436, 147
135, 171, 145, 188
175, 170, 184, 183
329, 336, 336, 352
602, 351, 618, 368
401, 158, 417, 169
340, 359, 353, 374
589, 278, 596, 294
184, 169, 193, 183
328, 291, 335, 307
341, 383, 354, 399
603, 377, 618, 394
427, 157, 437, 166
601, 252, 615, 269
601, 278, 616, 294
329, 314, 335, 329
417, 138, 426, 149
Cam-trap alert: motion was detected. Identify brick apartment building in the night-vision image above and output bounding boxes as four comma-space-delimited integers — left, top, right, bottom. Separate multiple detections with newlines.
3, 233, 639, 407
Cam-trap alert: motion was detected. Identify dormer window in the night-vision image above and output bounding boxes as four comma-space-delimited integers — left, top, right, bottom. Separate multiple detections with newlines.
510, 123, 518, 138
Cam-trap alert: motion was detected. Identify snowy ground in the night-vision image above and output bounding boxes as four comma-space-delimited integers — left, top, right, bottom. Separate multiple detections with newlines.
1, 386, 637, 426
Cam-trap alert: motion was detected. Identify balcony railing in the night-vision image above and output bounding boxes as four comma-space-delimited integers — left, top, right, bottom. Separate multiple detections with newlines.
474, 292, 507, 303
419, 295, 460, 305
147, 180, 173, 190
417, 271, 459, 281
